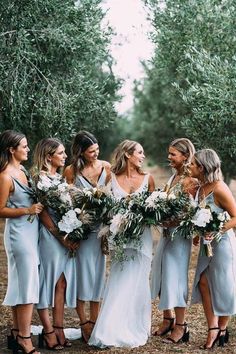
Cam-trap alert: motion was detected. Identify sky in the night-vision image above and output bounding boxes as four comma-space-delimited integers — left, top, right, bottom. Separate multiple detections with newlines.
101, 0, 154, 114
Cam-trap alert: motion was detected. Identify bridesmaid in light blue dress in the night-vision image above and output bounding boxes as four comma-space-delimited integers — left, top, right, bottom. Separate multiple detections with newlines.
64, 131, 111, 342
0, 130, 43, 354
89, 140, 155, 348
190, 149, 236, 349
32, 138, 77, 350
151, 138, 197, 344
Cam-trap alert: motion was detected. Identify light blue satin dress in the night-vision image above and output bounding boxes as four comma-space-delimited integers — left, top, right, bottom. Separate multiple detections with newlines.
3, 176, 40, 306
151, 175, 192, 310
37, 189, 77, 309
191, 191, 236, 315
89, 173, 153, 348
74, 167, 107, 301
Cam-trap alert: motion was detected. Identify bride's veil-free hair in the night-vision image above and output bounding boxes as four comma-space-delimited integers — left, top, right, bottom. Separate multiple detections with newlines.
111, 139, 144, 175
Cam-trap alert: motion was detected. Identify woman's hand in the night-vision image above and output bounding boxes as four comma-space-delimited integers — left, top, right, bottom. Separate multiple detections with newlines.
162, 220, 179, 228
28, 202, 44, 215
60, 237, 80, 252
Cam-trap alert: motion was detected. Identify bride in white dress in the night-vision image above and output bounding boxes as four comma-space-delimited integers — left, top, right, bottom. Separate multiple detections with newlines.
89, 140, 155, 348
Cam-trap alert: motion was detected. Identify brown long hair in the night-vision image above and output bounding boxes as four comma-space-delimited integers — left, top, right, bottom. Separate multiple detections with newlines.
0, 130, 26, 172
71, 131, 98, 176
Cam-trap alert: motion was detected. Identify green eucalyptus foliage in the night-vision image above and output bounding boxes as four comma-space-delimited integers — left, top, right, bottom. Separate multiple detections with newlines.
0, 0, 120, 149
133, 0, 236, 179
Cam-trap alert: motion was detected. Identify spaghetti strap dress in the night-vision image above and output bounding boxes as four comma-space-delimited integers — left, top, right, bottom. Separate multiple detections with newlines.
3, 176, 40, 306
74, 167, 106, 301
37, 174, 77, 309
88, 173, 153, 348
191, 191, 236, 315
151, 175, 192, 310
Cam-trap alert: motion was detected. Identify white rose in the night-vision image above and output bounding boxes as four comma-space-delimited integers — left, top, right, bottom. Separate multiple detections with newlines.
192, 208, 212, 227
58, 209, 82, 233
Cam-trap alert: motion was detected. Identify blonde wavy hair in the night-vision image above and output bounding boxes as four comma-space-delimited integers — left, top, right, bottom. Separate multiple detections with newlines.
170, 138, 195, 175
194, 149, 223, 183
111, 139, 145, 175
31, 138, 63, 177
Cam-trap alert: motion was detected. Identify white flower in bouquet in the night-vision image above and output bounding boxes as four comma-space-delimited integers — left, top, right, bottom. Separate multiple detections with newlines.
59, 191, 72, 205
37, 175, 54, 191
57, 182, 69, 192
75, 208, 81, 214
58, 209, 82, 233
83, 188, 93, 197
217, 211, 230, 222
37, 174, 61, 191
145, 190, 168, 209
192, 208, 212, 227
158, 191, 168, 200
167, 192, 177, 200
110, 213, 124, 236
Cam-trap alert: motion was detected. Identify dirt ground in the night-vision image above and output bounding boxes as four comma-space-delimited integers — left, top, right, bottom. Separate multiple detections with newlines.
0, 167, 236, 353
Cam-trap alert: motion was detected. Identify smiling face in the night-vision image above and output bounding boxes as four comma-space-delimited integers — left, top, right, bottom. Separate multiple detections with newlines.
11, 137, 30, 162
189, 157, 202, 179
168, 146, 187, 170
83, 143, 99, 163
49, 144, 67, 169
128, 143, 145, 169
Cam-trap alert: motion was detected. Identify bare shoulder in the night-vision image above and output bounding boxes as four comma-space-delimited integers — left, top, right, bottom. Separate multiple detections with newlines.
148, 174, 155, 192
101, 160, 111, 169
0, 172, 13, 190
214, 180, 231, 195
63, 165, 74, 182
0, 171, 12, 184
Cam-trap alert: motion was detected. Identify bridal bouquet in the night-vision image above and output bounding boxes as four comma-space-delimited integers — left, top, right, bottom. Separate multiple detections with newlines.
36, 174, 93, 243
144, 189, 192, 226
174, 204, 230, 256
98, 192, 152, 263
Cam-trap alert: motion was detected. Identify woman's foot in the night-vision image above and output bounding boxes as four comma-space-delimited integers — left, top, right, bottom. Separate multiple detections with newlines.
40, 329, 63, 350
80, 321, 91, 343
163, 323, 189, 344
53, 326, 72, 347
203, 327, 220, 349
17, 334, 40, 354
153, 317, 175, 336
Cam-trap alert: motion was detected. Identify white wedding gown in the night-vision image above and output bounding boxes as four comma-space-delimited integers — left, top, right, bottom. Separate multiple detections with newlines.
88, 173, 153, 348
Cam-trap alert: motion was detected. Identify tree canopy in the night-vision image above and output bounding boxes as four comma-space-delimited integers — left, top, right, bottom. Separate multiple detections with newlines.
133, 0, 236, 179
0, 0, 120, 149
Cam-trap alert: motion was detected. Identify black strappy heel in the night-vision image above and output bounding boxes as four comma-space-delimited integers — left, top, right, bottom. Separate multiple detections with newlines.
224, 327, 229, 344
153, 317, 175, 336
164, 322, 189, 344
38, 329, 63, 351
203, 327, 220, 349
7, 328, 19, 349
12, 334, 37, 354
